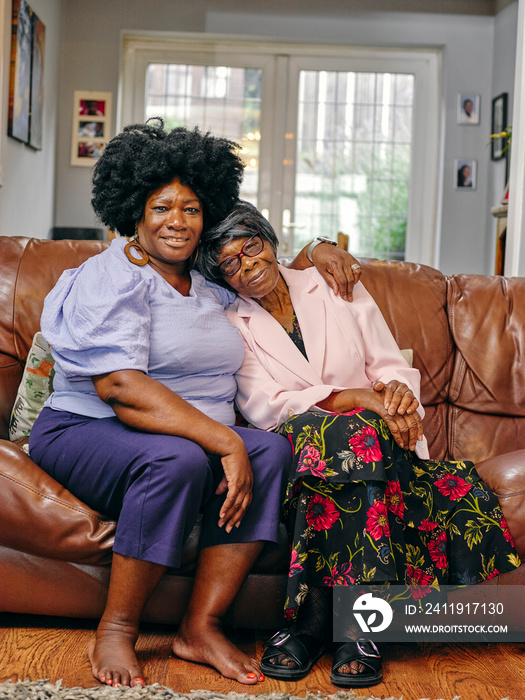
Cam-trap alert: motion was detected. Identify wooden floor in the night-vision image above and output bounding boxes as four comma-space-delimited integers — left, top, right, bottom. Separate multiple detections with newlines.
1, 614, 524, 699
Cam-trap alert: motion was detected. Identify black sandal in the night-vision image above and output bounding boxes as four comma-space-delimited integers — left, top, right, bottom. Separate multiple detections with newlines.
330, 638, 382, 688
260, 629, 325, 681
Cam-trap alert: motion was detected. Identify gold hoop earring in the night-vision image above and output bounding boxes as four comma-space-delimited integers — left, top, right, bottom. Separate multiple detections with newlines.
124, 240, 149, 266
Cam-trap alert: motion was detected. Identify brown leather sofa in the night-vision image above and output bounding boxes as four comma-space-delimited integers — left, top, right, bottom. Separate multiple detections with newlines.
1, 235, 525, 630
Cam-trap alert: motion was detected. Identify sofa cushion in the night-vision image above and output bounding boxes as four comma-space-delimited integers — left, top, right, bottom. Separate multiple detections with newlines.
448, 274, 525, 415
9, 332, 54, 441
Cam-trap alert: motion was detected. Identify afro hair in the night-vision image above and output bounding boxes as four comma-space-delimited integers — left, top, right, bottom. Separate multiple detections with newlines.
91, 119, 245, 238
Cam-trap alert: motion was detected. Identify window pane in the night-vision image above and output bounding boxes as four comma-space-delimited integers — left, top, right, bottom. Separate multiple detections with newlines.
145, 63, 263, 203
293, 70, 414, 259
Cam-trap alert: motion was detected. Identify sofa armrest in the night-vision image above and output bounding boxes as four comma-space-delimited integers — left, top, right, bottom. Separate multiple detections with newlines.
476, 449, 525, 494
0, 439, 115, 565
476, 449, 525, 560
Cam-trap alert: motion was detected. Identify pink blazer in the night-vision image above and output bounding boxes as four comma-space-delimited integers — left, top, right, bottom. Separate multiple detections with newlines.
226, 265, 429, 459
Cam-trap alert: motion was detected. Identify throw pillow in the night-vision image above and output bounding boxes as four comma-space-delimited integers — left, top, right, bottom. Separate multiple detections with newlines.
9, 332, 55, 441
400, 348, 413, 367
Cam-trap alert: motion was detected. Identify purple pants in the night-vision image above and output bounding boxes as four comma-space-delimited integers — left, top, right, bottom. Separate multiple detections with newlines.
29, 408, 291, 568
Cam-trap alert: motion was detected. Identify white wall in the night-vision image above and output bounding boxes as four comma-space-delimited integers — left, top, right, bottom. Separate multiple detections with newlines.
0, 0, 62, 238
52, 1, 517, 274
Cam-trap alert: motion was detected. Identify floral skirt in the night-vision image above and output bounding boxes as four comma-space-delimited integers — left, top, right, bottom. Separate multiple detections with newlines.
275, 409, 520, 620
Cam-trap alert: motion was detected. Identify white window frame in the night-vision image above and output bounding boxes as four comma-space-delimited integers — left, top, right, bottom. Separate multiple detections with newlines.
120, 32, 442, 267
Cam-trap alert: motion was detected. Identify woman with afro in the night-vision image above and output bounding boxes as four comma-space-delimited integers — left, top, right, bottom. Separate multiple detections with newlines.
29, 120, 360, 688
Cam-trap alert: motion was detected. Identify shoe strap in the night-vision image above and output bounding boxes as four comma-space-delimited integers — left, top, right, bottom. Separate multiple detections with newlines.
267, 629, 292, 647
264, 629, 322, 668
356, 638, 380, 658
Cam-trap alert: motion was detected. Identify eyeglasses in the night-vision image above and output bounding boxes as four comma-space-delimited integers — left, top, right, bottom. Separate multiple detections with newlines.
217, 233, 264, 277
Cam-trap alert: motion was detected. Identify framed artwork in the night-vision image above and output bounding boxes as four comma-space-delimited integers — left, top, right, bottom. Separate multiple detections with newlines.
8, 0, 32, 143
7, 0, 45, 148
70, 90, 112, 166
454, 159, 477, 190
28, 10, 45, 149
491, 93, 508, 161
457, 93, 480, 125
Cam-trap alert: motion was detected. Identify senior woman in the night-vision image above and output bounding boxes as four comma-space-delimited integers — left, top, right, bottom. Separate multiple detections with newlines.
28, 122, 360, 689
198, 201, 521, 688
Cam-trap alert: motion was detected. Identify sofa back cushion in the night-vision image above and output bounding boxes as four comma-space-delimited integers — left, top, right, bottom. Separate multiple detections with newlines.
447, 274, 525, 461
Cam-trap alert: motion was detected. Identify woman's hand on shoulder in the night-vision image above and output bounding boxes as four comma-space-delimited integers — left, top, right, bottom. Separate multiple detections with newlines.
215, 433, 254, 533
290, 240, 362, 302
310, 244, 362, 302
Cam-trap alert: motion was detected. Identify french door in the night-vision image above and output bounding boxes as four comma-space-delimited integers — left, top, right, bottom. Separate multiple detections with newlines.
120, 34, 440, 264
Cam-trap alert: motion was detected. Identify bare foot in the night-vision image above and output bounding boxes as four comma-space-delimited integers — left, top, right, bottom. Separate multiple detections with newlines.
172, 617, 263, 684
88, 621, 146, 688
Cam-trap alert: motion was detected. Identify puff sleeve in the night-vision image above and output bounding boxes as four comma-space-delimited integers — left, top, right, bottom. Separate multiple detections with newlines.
41, 253, 151, 378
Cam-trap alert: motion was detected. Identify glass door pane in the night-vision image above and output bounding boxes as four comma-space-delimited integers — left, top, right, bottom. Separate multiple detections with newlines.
293, 69, 415, 258
145, 63, 263, 202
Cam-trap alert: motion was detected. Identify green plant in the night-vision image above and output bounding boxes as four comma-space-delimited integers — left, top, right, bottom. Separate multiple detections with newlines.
490, 125, 512, 155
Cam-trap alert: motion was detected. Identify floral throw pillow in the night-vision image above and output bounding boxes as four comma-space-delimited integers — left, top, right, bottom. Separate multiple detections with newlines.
9, 332, 55, 441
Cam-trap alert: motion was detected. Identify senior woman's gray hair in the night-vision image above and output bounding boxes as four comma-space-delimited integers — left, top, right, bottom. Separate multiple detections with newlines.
197, 200, 279, 284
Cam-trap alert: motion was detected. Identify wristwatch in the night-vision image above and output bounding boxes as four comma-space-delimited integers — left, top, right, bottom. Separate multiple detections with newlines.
307, 236, 337, 263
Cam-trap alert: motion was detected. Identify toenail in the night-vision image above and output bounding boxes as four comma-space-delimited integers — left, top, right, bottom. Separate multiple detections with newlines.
247, 673, 257, 678
134, 678, 145, 684
259, 674, 265, 682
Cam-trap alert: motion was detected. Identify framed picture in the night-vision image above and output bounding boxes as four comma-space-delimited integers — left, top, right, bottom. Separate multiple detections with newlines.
70, 90, 112, 166
28, 10, 45, 150
491, 92, 508, 161
8, 0, 32, 143
7, 0, 45, 148
454, 159, 477, 190
457, 93, 480, 125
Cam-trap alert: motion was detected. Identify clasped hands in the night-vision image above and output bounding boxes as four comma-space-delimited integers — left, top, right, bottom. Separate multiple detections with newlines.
371, 379, 423, 451
320, 380, 423, 452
